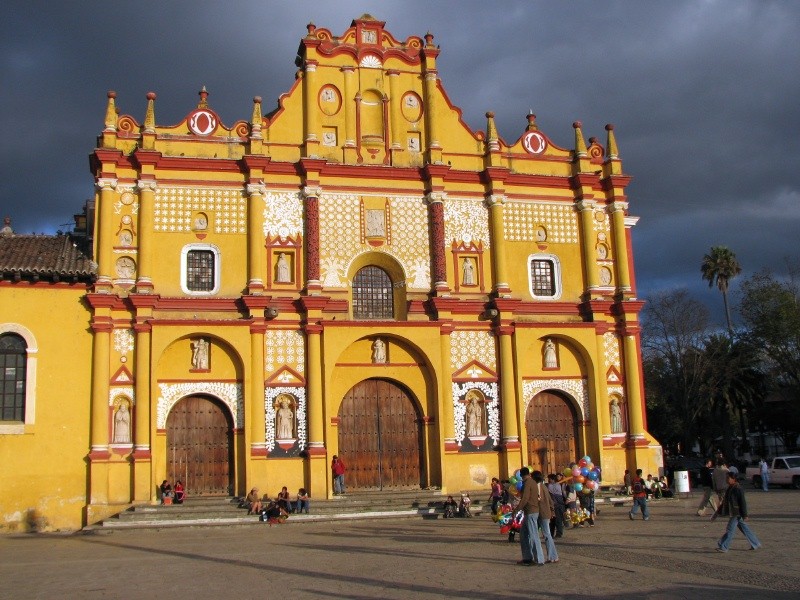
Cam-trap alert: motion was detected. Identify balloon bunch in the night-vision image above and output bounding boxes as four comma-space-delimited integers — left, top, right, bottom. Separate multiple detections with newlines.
562, 455, 601, 495
495, 503, 523, 535
566, 507, 592, 526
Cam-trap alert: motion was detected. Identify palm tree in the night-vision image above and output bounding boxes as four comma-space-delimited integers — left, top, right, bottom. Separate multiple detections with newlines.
701, 246, 742, 337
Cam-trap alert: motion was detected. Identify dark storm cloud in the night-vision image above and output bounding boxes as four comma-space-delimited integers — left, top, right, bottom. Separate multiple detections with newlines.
2, 1, 798, 326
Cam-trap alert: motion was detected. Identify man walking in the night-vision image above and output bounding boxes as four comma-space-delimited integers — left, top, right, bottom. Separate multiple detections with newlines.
331, 455, 346, 495
713, 471, 761, 552
711, 459, 729, 507
696, 459, 717, 516
628, 468, 650, 520
516, 467, 543, 566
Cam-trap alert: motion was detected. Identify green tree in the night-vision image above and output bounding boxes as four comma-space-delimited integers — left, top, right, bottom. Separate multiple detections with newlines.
701, 246, 742, 337
642, 289, 710, 454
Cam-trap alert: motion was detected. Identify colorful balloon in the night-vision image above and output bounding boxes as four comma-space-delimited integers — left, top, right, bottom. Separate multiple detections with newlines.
574, 475, 585, 484
587, 462, 595, 471
587, 470, 599, 481
572, 467, 581, 478
562, 467, 573, 477
580, 466, 590, 477
516, 480, 523, 492
573, 482, 583, 492
578, 458, 588, 468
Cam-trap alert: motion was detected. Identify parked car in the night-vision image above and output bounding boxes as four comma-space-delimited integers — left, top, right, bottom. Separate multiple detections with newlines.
745, 456, 800, 489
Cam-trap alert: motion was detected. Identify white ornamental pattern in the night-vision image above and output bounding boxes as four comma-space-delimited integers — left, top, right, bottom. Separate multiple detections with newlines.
113, 329, 134, 355
265, 330, 306, 374
444, 198, 490, 247
262, 191, 303, 239
319, 193, 361, 265
504, 202, 578, 243
156, 382, 243, 429
109, 386, 135, 406
450, 330, 496, 371
154, 187, 246, 234
389, 197, 431, 290
523, 378, 590, 421
452, 382, 499, 445
603, 332, 621, 370
265, 386, 307, 451
593, 207, 611, 234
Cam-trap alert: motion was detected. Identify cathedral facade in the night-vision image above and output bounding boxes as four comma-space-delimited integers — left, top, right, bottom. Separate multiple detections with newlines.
0, 16, 661, 531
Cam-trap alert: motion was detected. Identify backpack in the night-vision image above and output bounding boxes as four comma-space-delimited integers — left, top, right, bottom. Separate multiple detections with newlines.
632, 478, 645, 495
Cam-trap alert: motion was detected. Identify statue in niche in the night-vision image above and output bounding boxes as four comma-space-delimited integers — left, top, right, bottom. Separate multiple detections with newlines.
462, 257, 476, 286
275, 253, 291, 283
365, 209, 385, 237
465, 390, 485, 437
276, 395, 295, 439
372, 338, 387, 364
610, 398, 624, 433
113, 402, 131, 444
544, 338, 558, 369
191, 338, 210, 370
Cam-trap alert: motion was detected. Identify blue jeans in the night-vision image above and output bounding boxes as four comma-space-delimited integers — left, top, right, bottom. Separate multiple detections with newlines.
520, 512, 544, 563
761, 473, 769, 491
296, 499, 310, 514
718, 516, 761, 551
538, 516, 558, 561
334, 474, 345, 495
630, 496, 649, 519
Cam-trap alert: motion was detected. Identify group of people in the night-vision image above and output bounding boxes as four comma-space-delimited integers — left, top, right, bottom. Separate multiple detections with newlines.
244, 486, 311, 518
442, 493, 472, 518
159, 480, 185, 505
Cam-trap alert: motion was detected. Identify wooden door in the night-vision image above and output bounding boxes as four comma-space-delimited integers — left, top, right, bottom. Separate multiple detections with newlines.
525, 391, 578, 475
166, 395, 233, 496
338, 379, 423, 490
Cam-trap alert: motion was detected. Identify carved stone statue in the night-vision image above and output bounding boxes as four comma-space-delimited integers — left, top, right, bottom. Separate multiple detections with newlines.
113, 402, 131, 444
372, 338, 387, 364
191, 338, 209, 370
276, 396, 295, 439
275, 253, 291, 283
365, 209, 385, 237
465, 391, 484, 437
462, 257, 476, 286
544, 338, 558, 369
610, 398, 624, 433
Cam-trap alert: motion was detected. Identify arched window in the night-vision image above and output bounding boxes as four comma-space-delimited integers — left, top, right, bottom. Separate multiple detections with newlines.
0, 333, 26, 422
353, 266, 394, 320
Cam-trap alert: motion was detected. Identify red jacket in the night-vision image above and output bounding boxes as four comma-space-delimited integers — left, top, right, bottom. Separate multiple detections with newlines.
332, 459, 346, 476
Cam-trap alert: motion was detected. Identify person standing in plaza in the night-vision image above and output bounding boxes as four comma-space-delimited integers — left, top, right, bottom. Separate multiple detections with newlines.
331, 455, 347, 495
758, 457, 769, 491
711, 459, 730, 507
713, 471, 761, 552
696, 458, 717, 516
546, 473, 566, 538
533, 471, 559, 563
516, 467, 543, 566
628, 468, 650, 520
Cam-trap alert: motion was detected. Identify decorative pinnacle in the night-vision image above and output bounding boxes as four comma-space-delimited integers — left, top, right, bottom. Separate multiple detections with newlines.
605, 124, 619, 159
144, 92, 156, 132
104, 91, 117, 131
307, 22, 316, 36
198, 86, 209, 109
424, 31, 434, 46
573, 121, 587, 157
526, 112, 538, 131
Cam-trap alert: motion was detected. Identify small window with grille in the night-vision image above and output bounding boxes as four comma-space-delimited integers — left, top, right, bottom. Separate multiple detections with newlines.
181, 244, 220, 295
0, 333, 26, 422
353, 266, 394, 320
528, 254, 561, 299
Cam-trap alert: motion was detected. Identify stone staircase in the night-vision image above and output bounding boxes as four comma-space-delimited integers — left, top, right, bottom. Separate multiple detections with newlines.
86, 489, 488, 531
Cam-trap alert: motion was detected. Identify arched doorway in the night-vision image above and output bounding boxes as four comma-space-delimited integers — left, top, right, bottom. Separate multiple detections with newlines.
338, 379, 423, 490
525, 391, 578, 475
166, 395, 233, 496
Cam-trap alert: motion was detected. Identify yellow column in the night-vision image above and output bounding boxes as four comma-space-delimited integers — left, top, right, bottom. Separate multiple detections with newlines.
487, 194, 510, 296
303, 60, 320, 158
387, 69, 402, 152
132, 320, 152, 502
497, 325, 522, 475
622, 333, 645, 441
578, 200, 600, 294
135, 180, 156, 292
94, 178, 117, 291
341, 66, 357, 162
304, 322, 328, 496
440, 324, 455, 446
246, 183, 266, 293
89, 315, 112, 505
423, 70, 441, 163
250, 324, 266, 455
610, 202, 632, 293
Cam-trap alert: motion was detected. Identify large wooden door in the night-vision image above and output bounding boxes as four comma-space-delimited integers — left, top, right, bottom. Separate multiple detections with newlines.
338, 379, 423, 490
166, 395, 233, 496
525, 391, 578, 475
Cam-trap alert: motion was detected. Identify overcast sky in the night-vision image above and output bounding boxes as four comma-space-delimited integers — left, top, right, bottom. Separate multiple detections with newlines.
2, 1, 798, 326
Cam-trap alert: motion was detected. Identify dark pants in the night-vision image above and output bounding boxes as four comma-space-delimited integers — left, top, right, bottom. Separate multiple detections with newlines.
550, 500, 565, 537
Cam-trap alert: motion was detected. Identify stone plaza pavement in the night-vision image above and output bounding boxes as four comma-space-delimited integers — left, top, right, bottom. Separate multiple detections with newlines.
1, 489, 798, 600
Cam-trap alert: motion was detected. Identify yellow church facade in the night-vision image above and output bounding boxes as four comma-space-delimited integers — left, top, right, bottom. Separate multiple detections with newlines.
0, 16, 661, 531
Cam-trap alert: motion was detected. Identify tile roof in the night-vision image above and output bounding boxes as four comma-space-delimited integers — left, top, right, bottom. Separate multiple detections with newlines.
0, 234, 96, 282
